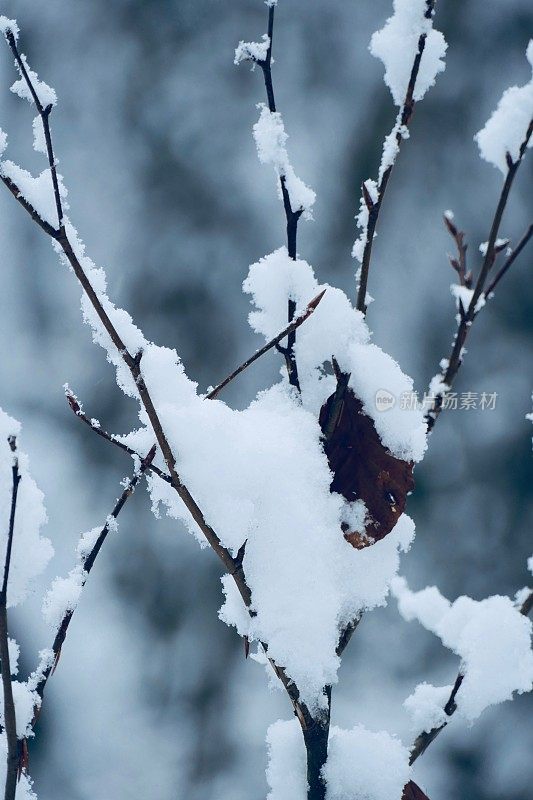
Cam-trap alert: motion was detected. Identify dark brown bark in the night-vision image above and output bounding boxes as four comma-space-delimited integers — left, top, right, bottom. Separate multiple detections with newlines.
0, 437, 21, 800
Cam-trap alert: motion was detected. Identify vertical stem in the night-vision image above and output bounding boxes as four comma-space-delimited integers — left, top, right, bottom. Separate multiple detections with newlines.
356, 0, 437, 314
302, 693, 331, 800
260, 6, 302, 391
0, 437, 21, 800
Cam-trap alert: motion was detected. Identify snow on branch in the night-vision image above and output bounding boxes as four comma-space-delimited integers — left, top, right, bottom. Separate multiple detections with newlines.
370, 0, 446, 108
1, 9, 532, 800
354, 0, 446, 314
253, 104, 316, 219
266, 719, 413, 800
0, 411, 52, 608
35, 448, 156, 714
393, 577, 533, 722
0, 17, 18, 43
0, 412, 52, 800
475, 40, 533, 174
234, 34, 270, 67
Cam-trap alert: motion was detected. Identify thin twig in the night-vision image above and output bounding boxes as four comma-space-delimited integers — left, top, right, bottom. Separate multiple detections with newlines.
426, 122, 533, 433
0, 436, 21, 800
336, 613, 362, 657
443, 213, 471, 289
356, 0, 437, 314
65, 389, 172, 485
257, 3, 304, 391
4, 30, 64, 228
409, 595, 533, 765
31, 447, 156, 725
0, 174, 59, 239
207, 289, 326, 399
484, 223, 533, 297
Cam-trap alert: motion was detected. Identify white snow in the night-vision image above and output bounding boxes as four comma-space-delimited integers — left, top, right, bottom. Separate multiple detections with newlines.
428, 373, 448, 397
266, 720, 411, 800
266, 720, 307, 800
479, 238, 509, 256
475, 41, 533, 174
32, 116, 46, 154
0, 408, 53, 607
42, 564, 86, 629
234, 35, 270, 66
370, 0, 447, 107
10, 54, 57, 107
515, 587, 532, 608
0, 17, 19, 41
218, 574, 251, 638
403, 682, 452, 733
0, 735, 36, 800
27, 649, 55, 692
353, 0, 446, 266
392, 577, 533, 721
76, 526, 103, 561
244, 248, 427, 461
135, 367, 417, 710
9, 682, 39, 739
352, 179, 378, 264
0, 161, 68, 226
323, 724, 411, 800
528, 555, 533, 576
253, 103, 316, 218
450, 284, 486, 315
8, 638, 20, 676
0, 129, 7, 157
42, 140, 425, 712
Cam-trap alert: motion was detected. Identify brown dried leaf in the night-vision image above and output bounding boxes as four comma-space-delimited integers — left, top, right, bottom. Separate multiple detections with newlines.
402, 780, 431, 800
319, 388, 414, 548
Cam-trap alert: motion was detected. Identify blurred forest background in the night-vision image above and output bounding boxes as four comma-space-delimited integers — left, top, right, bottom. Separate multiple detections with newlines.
0, 1, 531, 798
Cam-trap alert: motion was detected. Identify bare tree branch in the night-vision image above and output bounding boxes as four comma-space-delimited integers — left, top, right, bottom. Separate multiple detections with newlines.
4, 29, 64, 228
356, 0, 437, 314
65, 388, 172, 485
256, 3, 304, 391
426, 121, 533, 433
30, 447, 156, 730
484, 222, 533, 297
207, 289, 326, 399
0, 174, 59, 239
0, 436, 21, 800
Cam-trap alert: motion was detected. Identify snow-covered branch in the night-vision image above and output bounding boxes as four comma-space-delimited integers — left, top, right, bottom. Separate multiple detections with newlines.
32, 447, 156, 722
426, 42, 533, 431
0, 8, 531, 800
235, 2, 316, 390
392, 573, 533, 765
354, 0, 446, 313
0, 435, 21, 800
